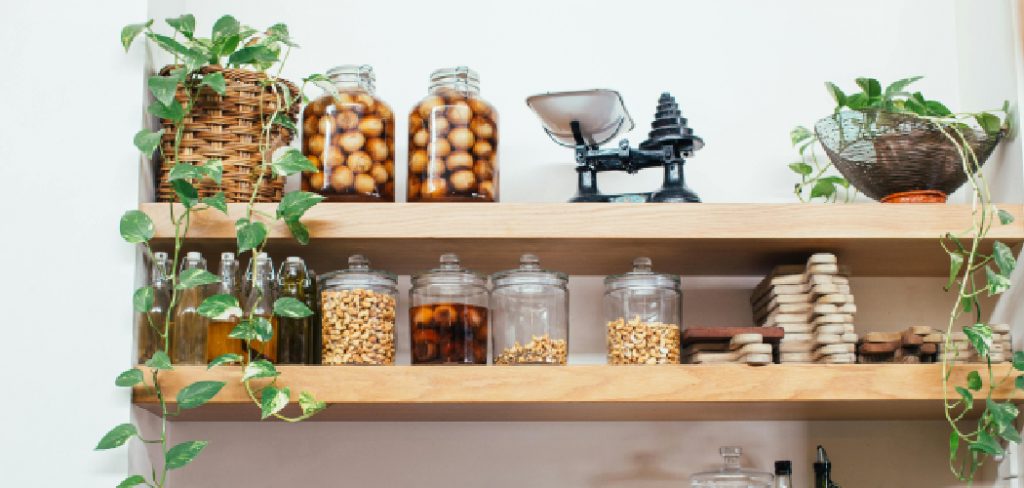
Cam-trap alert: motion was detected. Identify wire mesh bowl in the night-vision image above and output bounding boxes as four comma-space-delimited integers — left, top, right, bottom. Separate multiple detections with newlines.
814, 110, 1001, 202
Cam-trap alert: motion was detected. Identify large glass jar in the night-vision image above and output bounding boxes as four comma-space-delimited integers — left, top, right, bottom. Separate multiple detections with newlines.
604, 257, 681, 365
410, 253, 489, 364
407, 66, 498, 202
319, 255, 397, 365
690, 447, 773, 487
301, 65, 395, 201
491, 254, 568, 365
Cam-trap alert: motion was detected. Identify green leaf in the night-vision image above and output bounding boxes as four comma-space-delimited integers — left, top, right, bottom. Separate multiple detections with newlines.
789, 162, 813, 176
197, 294, 241, 319
228, 320, 257, 341
202, 192, 228, 214
274, 297, 314, 318
270, 112, 298, 133
277, 191, 324, 221
845, 93, 869, 110
925, 100, 952, 117
207, 353, 243, 369
120, 20, 153, 51
955, 386, 974, 404
820, 176, 849, 188
946, 253, 964, 291
855, 77, 882, 97
824, 82, 846, 108
985, 266, 1012, 296
211, 34, 240, 61
949, 431, 960, 461
790, 126, 814, 146
967, 370, 982, 391
146, 33, 192, 59
167, 163, 203, 182
236, 219, 268, 253
271, 149, 317, 177
148, 99, 185, 123
998, 209, 1016, 225
286, 219, 310, 245
115, 368, 144, 387
95, 423, 137, 450
144, 350, 173, 371
165, 14, 196, 39
971, 431, 1004, 455
227, 45, 277, 66
810, 179, 836, 199
883, 76, 923, 99
211, 15, 240, 40
993, 241, 1016, 277
904, 96, 928, 116
1016, 375, 1024, 390
266, 23, 297, 47
165, 440, 207, 470
242, 359, 280, 381
133, 129, 164, 156
961, 295, 974, 313
176, 268, 220, 290
201, 72, 226, 96
964, 323, 993, 357
260, 386, 290, 419
999, 424, 1022, 444
299, 391, 327, 415
252, 317, 274, 342
976, 112, 1002, 136
1014, 351, 1024, 371
200, 159, 223, 184
132, 286, 155, 315
171, 179, 199, 208
116, 475, 148, 488
147, 75, 179, 107
176, 381, 226, 410
119, 210, 155, 244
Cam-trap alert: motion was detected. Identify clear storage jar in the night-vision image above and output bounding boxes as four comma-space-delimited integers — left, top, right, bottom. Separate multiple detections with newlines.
319, 255, 398, 365
491, 254, 568, 365
301, 65, 395, 201
407, 66, 498, 202
410, 253, 489, 364
604, 257, 681, 364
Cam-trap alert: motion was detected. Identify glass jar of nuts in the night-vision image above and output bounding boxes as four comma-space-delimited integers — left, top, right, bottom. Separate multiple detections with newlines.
301, 65, 395, 201
407, 66, 498, 202
604, 257, 681, 365
491, 254, 569, 365
319, 255, 398, 365
410, 253, 489, 364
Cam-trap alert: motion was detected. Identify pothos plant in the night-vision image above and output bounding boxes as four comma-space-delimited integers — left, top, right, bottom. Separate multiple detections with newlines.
799, 76, 1020, 482
95, 15, 331, 488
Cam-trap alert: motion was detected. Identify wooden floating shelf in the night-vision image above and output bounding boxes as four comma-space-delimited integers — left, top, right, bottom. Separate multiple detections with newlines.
133, 364, 1022, 421
142, 203, 1024, 276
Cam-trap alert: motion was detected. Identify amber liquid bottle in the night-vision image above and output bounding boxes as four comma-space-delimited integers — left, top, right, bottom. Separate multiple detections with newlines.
244, 253, 278, 362
137, 252, 171, 362
206, 252, 245, 362
171, 252, 209, 364
277, 257, 312, 364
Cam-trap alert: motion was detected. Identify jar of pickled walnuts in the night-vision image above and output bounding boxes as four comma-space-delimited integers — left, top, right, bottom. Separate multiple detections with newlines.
408, 66, 498, 202
301, 65, 395, 201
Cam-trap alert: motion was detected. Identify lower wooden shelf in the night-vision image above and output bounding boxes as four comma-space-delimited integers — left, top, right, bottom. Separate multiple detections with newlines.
132, 364, 1021, 421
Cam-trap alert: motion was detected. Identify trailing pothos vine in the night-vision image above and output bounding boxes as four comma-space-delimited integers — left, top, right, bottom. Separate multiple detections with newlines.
799, 76, 1020, 483
96, 15, 327, 488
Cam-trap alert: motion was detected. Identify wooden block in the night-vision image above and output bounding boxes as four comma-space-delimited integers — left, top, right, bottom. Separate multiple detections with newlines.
922, 333, 944, 343
813, 314, 854, 325
815, 334, 841, 345
730, 334, 764, 349
780, 352, 813, 362
735, 343, 773, 356
920, 343, 938, 355
682, 327, 784, 345
810, 283, 840, 295
859, 341, 899, 354
816, 294, 854, 304
687, 351, 736, 364
807, 263, 839, 275
817, 343, 855, 355
779, 341, 815, 353
841, 333, 859, 343
864, 331, 902, 342
809, 274, 834, 285
839, 303, 857, 313
742, 353, 773, 365
808, 253, 838, 265
682, 343, 729, 353
778, 323, 813, 334
909, 326, 935, 335
992, 323, 1011, 334
944, 342, 972, 352
830, 276, 849, 285
901, 331, 923, 347
815, 324, 848, 335
949, 332, 968, 341
820, 353, 856, 364
764, 313, 812, 326
783, 333, 813, 343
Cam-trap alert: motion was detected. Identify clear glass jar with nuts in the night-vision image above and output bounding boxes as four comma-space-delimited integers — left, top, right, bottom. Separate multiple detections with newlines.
407, 66, 498, 202
604, 257, 681, 365
491, 254, 569, 365
319, 255, 398, 366
301, 65, 395, 202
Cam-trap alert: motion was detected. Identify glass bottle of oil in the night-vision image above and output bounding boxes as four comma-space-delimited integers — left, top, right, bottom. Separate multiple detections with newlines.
171, 252, 209, 364
206, 252, 244, 363
277, 257, 312, 364
137, 251, 171, 362
305, 268, 322, 365
244, 252, 278, 362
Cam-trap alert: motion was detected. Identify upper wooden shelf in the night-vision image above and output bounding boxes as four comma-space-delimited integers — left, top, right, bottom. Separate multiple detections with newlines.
141, 202, 1024, 276
133, 364, 1022, 421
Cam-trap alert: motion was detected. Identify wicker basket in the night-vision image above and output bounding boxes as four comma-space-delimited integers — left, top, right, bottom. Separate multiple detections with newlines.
156, 65, 300, 203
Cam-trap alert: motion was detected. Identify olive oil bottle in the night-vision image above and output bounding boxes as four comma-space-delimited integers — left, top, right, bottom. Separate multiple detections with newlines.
137, 252, 171, 362
277, 257, 312, 364
171, 252, 209, 364
206, 252, 244, 363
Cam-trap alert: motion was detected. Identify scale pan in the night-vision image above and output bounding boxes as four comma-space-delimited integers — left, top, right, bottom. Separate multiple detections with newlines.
526, 89, 634, 147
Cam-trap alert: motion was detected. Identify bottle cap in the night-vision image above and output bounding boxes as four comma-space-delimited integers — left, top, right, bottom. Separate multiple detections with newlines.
221, 252, 235, 262
186, 251, 202, 260
775, 460, 792, 475
286, 256, 303, 264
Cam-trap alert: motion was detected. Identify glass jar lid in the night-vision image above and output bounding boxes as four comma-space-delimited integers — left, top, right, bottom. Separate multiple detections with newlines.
412, 253, 487, 288
429, 66, 480, 94
604, 257, 680, 291
492, 254, 567, 288
690, 447, 773, 487
321, 254, 396, 289
327, 64, 376, 93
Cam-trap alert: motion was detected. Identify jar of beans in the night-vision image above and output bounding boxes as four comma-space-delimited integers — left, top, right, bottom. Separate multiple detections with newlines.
301, 65, 395, 201
410, 253, 489, 364
319, 255, 398, 365
604, 257, 681, 365
408, 66, 498, 202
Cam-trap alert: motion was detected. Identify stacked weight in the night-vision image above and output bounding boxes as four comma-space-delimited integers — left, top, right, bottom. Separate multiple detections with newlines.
857, 327, 941, 363
681, 327, 784, 366
752, 253, 859, 364
941, 323, 1013, 363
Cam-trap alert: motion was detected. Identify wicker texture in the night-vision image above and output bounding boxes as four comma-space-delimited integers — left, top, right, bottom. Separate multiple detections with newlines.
815, 110, 1000, 201
156, 65, 300, 203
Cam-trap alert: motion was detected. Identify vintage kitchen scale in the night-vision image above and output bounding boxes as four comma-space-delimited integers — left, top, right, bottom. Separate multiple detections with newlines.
527, 89, 704, 202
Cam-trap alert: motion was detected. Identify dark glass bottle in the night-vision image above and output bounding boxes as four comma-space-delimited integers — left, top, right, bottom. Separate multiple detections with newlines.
305, 269, 322, 365
277, 256, 312, 364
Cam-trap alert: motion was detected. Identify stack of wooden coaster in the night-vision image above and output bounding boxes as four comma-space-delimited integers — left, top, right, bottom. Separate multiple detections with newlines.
857, 327, 942, 363
681, 326, 784, 366
941, 323, 1013, 363
751, 253, 858, 364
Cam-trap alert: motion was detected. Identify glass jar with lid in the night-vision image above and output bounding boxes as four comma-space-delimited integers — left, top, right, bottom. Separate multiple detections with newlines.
410, 253, 489, 364
604, 257, 681, 364
407, 66, 498, 202
301, 64, 395, 202
319, 255, 398, 365
691, 447, 773, 487
491, 254, 568, 365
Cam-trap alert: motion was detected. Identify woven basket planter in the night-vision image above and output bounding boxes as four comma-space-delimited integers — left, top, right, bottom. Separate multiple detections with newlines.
156, 65, 300, 203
